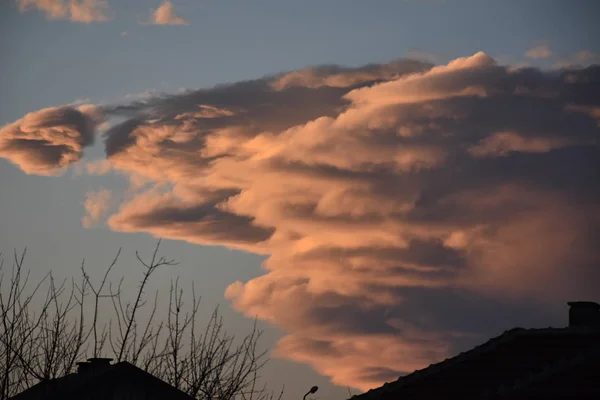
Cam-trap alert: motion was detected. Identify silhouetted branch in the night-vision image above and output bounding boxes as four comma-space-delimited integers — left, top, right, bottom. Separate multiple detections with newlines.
0, 242, 282, 400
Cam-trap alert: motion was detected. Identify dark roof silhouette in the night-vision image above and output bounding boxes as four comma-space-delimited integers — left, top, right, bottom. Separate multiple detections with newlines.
10, 359, 195, 400
351, 326, 600, 400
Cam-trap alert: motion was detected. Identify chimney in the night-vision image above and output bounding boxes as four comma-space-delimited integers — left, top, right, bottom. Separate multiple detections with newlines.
77, 358, 113, 374
567, 301, 600, 328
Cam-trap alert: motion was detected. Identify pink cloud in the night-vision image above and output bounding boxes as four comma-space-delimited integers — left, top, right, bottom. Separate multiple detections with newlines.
554, 50, 600, 69
82, 189, 113, 228
274, 331, 451, 391
18, 0, 110, 23
467, 131, 575, 157
150, 1, 187, 25
270, 60, 430, 90
525, 41, 552, 59
4, 53, 600, 390
0, 105, 102, 175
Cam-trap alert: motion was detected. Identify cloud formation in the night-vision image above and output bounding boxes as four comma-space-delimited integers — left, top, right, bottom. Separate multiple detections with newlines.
554, 50, 600, 69
2, 53, 600, 391
82, 189, 113, 227
18, 0, 110, 23
525, 41, 552, 59
150, 1, 187, 25
0, 105, 103, 175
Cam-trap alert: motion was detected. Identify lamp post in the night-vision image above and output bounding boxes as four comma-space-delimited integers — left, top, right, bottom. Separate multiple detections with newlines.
303, 386, 319, 400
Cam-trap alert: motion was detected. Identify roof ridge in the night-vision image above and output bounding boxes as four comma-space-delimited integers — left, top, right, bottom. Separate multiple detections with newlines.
9, 360, 195, 400
353, 327, 600, 399
356, 327, 528, 399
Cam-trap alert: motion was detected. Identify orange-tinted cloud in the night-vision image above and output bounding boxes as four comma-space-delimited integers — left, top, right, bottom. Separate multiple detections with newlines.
525, 41, 552, 59
270, 59, 430, 90
18, 0, 110, 23
467, 131, 576, 157
149, 1, 187, 25
4, 54, 600, 391
0, 105, 103, 175
554, 50, 600, 69
82, 189, 113, 227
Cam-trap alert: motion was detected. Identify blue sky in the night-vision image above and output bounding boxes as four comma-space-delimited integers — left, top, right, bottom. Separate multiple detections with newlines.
3, 0, 599, 120
1, 1, 600, 399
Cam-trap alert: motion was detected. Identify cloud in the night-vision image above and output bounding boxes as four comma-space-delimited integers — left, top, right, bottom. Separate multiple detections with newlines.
404, 50, 447, 65
342, 52, 496, 107
554, 50, 600, 69
107, 189, 275, 252
270, 59, 431, 90
0, 105, 103, 175
467, 131, 578, 157
3, 54, 600, 391
525, 41, 552, 59
18, 0, 110, 23
82, 189, 113, 227
149, 1, 187, 25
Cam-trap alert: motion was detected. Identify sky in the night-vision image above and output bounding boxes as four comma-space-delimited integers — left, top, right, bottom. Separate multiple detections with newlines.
1, 0, 600, 399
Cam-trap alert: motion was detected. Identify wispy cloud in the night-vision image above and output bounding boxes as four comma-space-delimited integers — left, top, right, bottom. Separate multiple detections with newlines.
82, 189, 113, 227
149, 1, 188, 25
554, 50, 600, 69
18, 0, 110, 23
2, 53, 600, 391
524, 41, 552, 59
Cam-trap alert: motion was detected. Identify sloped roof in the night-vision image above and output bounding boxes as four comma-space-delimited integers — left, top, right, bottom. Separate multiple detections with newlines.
351, 327, 600, 400
10, 361, 195, 400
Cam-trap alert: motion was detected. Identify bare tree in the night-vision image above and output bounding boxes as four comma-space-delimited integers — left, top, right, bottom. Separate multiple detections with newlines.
0, 250, 88, 397
0, 242, 283, 400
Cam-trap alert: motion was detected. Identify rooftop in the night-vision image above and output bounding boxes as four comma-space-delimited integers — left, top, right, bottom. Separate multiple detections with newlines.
10, 360, 194, 400
352, 326, 600, 400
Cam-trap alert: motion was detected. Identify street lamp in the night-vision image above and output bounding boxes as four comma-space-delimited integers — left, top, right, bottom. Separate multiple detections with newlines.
303, 386, 319, 400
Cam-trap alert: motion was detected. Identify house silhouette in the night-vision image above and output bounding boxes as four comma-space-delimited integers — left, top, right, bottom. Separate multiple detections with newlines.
351, 301, 600, 400
10, 302, 600, 399
10, 358, 194, 400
